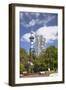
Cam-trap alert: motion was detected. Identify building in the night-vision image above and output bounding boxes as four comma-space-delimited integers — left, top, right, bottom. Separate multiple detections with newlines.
34, 34, 46, 56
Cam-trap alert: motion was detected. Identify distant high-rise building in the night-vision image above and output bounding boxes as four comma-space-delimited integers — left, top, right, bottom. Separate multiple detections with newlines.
34, 34, 46, 56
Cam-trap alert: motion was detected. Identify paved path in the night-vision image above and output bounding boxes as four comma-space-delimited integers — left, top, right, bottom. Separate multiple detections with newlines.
20, 72, 50, 78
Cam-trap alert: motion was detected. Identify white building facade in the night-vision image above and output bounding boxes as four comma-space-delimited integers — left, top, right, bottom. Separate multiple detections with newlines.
34, 34, 46, 56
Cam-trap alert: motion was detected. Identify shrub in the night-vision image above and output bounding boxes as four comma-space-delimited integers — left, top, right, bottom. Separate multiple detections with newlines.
20, 64, 26, 73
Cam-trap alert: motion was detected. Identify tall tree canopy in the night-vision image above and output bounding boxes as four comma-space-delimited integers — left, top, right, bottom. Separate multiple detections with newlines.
20, 46, 58, 73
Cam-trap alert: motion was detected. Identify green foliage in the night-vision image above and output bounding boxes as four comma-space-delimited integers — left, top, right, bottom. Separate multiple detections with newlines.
33, 46, 58, 72
44, 46, 58, 71
20, 48, 29, 73
20, 46, 58, 73
20, 64, 26, 73
20, 48, 29, 65
20, 48, 28, 58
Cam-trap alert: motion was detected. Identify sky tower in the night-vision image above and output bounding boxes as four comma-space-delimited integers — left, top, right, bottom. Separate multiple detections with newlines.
29, 31, 34, 61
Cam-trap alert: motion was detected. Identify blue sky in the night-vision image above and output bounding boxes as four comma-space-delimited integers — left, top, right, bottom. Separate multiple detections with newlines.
20, 11, 58, 52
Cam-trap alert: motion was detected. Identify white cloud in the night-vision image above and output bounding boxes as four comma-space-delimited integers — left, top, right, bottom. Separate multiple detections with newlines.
20, 12, 56, 28
29, 12, 40, 17
38, 15, 55, 26
21, 31, 35, 42
21, 12, 41, 27
35, 13, 40, 17
24, 15, 55, 27
25, 12, 29, 16
21, 19, 38, 27
27, 19, 36, 27
21, 33, 30, 42
21, 26, 58, 44
36, 26, 58, 43
44, 16, 55, 26
25, 18, 41, 27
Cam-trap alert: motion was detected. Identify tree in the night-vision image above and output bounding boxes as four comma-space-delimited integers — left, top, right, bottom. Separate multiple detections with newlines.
20, 48, 29, 65
20, 64, 26, 74
20, 46, 58, 73
20, 48, 29, 73
44, 46, 58, 71
33, 46, 58, 72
